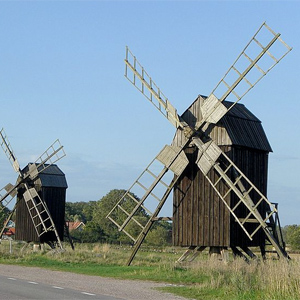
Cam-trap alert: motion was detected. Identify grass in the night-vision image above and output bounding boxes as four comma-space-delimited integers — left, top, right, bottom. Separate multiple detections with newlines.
1, 241, 300, 300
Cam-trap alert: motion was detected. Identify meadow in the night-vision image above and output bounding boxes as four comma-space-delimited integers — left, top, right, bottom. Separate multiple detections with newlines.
0, 241, 300, 300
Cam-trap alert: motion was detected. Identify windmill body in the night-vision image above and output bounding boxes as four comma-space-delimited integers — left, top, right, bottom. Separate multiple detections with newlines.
0, 129, 66, 250
107, 23, 292, 264
15, 164, 67, 244
173, 96, 271, 250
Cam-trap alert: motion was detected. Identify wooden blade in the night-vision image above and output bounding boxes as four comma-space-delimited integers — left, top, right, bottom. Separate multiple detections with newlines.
27, 139, 66, 180
124, 47, 184, 129
0, 128, 21, 175
192, 136, 288, 259
106, 143, 189, 241
0, 182, 21, 207
22, 185, 63, 249
198, 22, 292, 127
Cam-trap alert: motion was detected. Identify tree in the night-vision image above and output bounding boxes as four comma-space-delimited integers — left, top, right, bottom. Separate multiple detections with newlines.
92, 189, 148, 244
65, 201, 96, 223
65, 189, 172, 245
0, 204, 10, 228
82, 201, 97, 222
145, 221, 172, 246
284, 225, 300, 250
71, 221, 106, 243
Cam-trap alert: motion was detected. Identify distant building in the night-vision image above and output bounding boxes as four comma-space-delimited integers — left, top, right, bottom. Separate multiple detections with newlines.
66, 221, 85, 232
2, 220, 15, 239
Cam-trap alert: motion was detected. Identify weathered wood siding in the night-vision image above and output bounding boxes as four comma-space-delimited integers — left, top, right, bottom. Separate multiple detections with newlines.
172, 95, 270, 248
15, 164, 67, 243
15, 185, 39, 242
173, 146, 230, 247
228, 146, 268, 247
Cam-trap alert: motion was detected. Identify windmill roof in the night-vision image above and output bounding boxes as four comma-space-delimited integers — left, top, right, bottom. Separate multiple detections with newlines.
222, 101, 260, 121
22, 164, 68, 188
181, 96, 272, 152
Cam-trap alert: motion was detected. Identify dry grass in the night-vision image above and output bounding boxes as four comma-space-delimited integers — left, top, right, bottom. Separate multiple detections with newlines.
182, 255, 300, 299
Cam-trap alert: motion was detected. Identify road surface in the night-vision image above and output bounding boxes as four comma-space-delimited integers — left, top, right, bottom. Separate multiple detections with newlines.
0, 264, 188, 300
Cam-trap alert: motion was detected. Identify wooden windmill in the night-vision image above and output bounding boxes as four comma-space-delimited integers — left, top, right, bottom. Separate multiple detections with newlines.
107, 22, 292, 265
0, 128, 66, 250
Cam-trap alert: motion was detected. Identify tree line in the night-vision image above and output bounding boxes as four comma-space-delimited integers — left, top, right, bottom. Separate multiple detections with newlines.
1, 189, 299, 249
65, 189, 172, 246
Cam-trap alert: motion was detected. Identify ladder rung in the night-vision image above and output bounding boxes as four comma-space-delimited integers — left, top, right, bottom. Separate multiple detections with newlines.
222, 187, 233, 199
253, 62, 267, 76
31, 209, 46, 216
224, 163, 233, 175
253, 37, 265, 50
250, 225, 264, 238
233, 175, 243, 186
221, 79, 230, 89
122, 228, 136, 243
213, 175, 223, 188
131, 217, 146, 230
243, 186, 254, 197
41, 217, 50, 223
127, 193, 153, 215
250, 196, 264, 212
238, 218, 259, 223
135, 180, 162, 203
232, 66, 242, 76
241, 212, 254, 225
117, 204, 130, 217
127, 192, 141, 204
242, 74, 253, 88
145, 168, 158, 180
136, 181, 148, 192
118, 205, 147, 230
146, 168, 169, 189
107, 216, 121, 229
232, 199, 243, 212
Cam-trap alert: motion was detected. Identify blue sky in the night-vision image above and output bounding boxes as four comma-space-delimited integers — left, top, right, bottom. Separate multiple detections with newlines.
0, 1, 299, 226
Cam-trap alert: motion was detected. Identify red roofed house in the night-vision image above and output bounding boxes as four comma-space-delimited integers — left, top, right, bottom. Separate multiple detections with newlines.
66, 221, 85, 232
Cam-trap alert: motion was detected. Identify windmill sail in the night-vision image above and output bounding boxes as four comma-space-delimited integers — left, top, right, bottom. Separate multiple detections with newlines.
0, 128, 66, 250
107, 22, 292, 264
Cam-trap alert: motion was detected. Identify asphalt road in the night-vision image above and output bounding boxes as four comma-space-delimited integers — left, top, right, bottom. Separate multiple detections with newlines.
0, 274, 121, 300
0, 264, 188, 300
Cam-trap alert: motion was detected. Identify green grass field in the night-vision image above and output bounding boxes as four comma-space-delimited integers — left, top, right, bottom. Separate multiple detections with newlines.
0, 241, 300, 300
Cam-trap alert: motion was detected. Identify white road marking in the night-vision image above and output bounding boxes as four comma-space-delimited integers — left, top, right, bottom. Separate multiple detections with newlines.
81, 292, 96, 296
6, 277, 96, 297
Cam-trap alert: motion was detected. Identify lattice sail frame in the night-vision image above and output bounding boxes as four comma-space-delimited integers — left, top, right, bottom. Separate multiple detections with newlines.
107, 149, 185, 242
0, 128, 66, 249
107, 22, 292, 264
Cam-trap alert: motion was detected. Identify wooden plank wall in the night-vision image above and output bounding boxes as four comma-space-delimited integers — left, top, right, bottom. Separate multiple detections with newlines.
172, 145, 269, 248
15, 186, 66, 243
172, 95, 270, 248
228, 146, 268, 247
15, 186, 39, 242
172, 147, 230, 247
40, 187, 66, 243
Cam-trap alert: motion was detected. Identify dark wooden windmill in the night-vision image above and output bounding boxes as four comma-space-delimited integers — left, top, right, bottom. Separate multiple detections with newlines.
172, 97, 277, 261
0, 128, 66, 250
107, 22, 292, 265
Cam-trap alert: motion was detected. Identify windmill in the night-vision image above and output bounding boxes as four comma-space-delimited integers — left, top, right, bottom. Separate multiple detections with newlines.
0, 128, 67, 250
107, 22, 292, 265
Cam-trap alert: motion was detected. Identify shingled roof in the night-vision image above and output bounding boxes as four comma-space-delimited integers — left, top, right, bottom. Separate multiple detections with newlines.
178, 95, 272, 152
